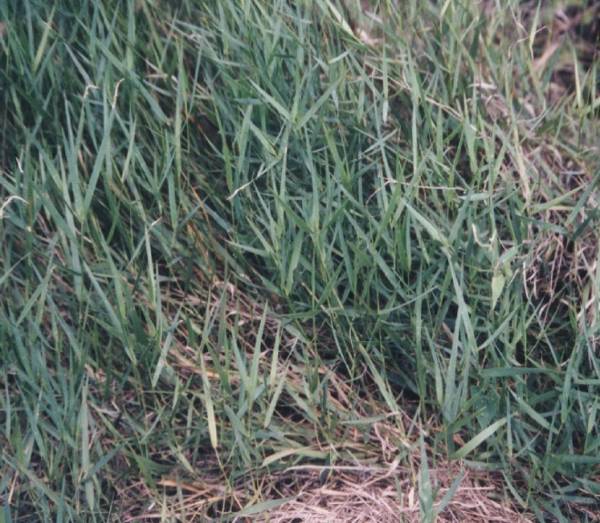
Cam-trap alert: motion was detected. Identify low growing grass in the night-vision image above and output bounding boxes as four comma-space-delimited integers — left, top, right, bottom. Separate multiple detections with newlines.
1, 0, 599, 521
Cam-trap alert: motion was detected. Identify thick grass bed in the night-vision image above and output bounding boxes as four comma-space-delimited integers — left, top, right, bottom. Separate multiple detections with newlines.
1, 0, 599, 521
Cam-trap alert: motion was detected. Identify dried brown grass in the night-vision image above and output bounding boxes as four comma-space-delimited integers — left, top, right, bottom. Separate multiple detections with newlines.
260, 466, 530, 523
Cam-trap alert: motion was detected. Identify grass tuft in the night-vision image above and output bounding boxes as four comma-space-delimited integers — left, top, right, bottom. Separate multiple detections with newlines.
1, 0, 598, 521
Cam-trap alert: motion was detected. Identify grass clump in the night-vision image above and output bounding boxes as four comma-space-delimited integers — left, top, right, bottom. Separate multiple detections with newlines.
1, 0, 599, 521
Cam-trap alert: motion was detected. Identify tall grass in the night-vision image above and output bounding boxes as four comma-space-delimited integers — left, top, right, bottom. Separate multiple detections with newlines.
1, 0, 598, 520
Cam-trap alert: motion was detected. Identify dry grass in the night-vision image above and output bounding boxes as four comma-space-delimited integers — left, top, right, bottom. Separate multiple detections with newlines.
262, 467, 530, 523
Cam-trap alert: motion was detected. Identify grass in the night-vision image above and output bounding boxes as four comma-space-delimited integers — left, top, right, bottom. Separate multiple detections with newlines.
0, 0, 598, 521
